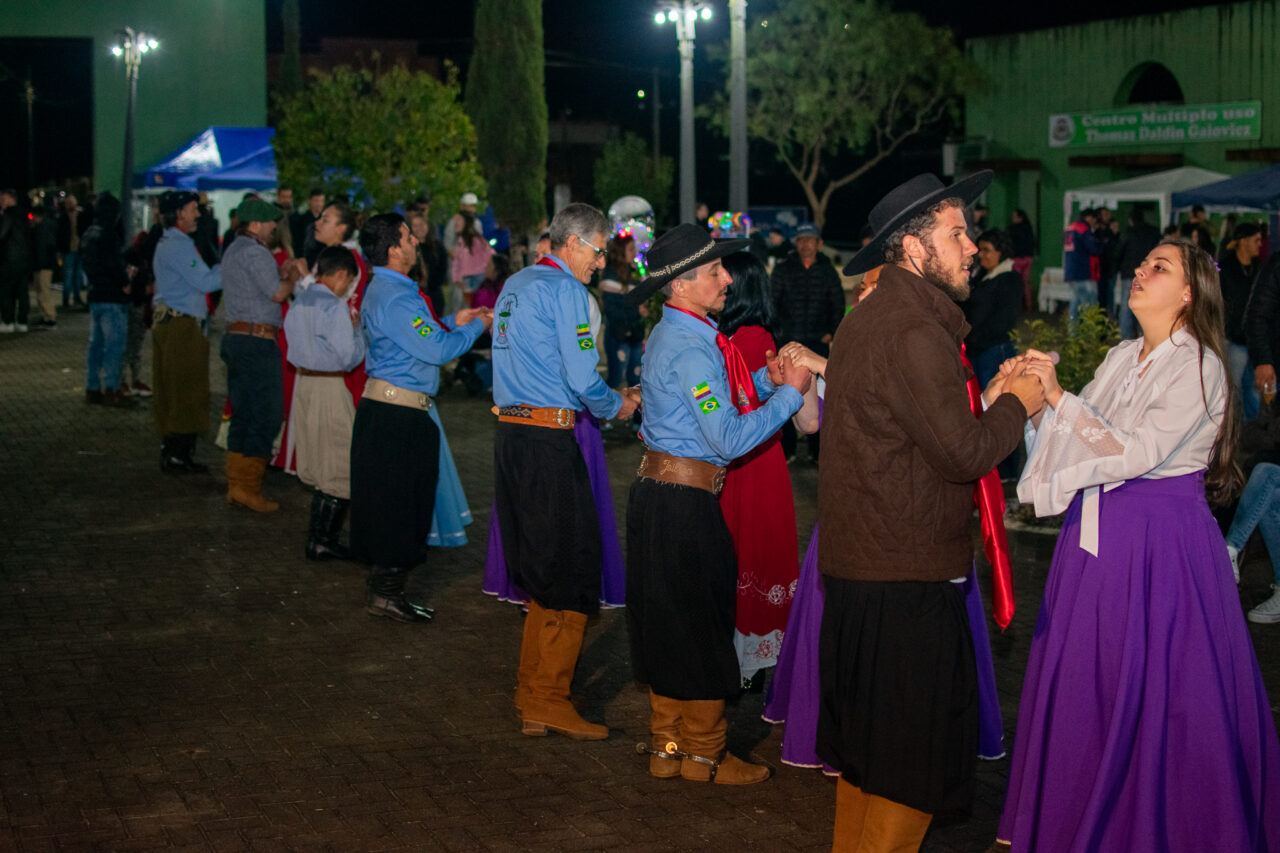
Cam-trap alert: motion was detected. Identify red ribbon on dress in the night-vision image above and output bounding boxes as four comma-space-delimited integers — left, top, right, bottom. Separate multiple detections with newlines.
962, 344, 1015, 630
664, 305, 760, 414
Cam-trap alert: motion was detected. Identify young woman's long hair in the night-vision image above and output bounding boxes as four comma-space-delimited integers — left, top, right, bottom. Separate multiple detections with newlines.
605, 235, 634, 286
459, 211, 481, 251
1158, 237, 1243, 505
718, 251, 778, 338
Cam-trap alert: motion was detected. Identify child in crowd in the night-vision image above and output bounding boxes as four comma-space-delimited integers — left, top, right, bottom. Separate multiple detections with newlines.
283, 246, 367, 560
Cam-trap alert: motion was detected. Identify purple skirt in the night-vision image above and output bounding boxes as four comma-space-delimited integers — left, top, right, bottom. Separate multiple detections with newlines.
482, 412, 625, 608
763, 524, 1005, 769
998, 473, 1280, 852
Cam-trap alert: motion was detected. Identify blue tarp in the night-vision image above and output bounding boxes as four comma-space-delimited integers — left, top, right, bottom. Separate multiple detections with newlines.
1171, 165, 1280, 211
139, 127, 275, 189
179, 146, 277, 191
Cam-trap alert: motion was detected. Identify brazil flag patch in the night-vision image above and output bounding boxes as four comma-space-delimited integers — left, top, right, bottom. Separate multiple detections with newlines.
699, 397, 720, 414
411, 316, 432, 337
579, 338, 595, 350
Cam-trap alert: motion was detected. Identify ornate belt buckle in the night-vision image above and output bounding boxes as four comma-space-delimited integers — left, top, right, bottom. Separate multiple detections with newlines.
383, 385, 395, 400
555, 408, 572, 427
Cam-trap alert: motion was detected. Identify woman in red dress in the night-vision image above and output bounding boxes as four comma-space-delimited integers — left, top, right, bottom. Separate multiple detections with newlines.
717, 251, 800, 688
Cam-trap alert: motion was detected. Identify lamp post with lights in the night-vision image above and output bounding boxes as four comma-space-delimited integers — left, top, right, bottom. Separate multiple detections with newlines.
110, 28, 158, 232
655, 1, 711, 223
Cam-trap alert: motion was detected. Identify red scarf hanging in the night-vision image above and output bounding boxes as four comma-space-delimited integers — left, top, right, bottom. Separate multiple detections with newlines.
961, 344, 1015, 630
418, 291, 450, 331
665, 305, 760, 414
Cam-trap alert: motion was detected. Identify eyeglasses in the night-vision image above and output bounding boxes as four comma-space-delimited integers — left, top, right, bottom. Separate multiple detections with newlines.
577, 235, 606, 259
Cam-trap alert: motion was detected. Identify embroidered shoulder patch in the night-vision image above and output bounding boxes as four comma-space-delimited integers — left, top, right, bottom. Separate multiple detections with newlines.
576, 323, 591, 337
578, 338, 594, 350
699, 397, 720, 414
690, 382, 712, 401
411, 316, 432, 337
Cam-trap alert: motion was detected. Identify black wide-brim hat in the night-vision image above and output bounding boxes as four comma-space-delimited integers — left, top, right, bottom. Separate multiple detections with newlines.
158, 190, 200, 215
628, 223, 749, 306
842, 170, 994, 276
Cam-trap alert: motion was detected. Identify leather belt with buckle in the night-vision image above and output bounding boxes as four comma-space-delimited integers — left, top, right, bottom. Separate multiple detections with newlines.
296, 367, 346, 377
496, 405, 577, 429
637, 449, 727, 496
227, 321, 279, 340
363, 377, 432, 411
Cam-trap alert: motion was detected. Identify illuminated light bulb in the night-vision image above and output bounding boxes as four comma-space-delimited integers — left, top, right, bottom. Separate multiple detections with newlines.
637, 89, 645, 98
700, 7, 712, 20
667, 9, 678, 21
147, 38, 158, 49
655, 11, 665, 24
111, 45, 123, 56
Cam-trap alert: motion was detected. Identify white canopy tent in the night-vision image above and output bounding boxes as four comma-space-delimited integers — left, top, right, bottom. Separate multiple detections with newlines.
1062, 166, 1229, 227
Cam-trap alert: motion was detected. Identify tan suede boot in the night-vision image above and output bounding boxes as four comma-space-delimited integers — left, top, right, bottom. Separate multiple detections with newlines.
677, 699, 770, 785
648, 690, 683, 778
226, 453, 279, 513
520, 608, 607, 740
513, 601, 543, 712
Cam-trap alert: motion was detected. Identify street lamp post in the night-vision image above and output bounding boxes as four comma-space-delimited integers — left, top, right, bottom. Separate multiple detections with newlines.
729, 0, 748, 213
110, 28, 158, 235
655, 1, 712, 225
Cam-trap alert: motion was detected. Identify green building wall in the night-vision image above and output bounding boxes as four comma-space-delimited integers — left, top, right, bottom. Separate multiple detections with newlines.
0, 0, 267, 195
965, 0, 1280, 283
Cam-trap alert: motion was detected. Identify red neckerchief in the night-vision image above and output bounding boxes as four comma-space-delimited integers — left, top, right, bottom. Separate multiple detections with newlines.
418, 291, 450, 331
665, 305, 760, 414
536, 256, 565, 272
961, 343, 1014, 630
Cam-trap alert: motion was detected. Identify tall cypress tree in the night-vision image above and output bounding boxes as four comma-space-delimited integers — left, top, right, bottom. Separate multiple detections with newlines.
465, 0, 547, 235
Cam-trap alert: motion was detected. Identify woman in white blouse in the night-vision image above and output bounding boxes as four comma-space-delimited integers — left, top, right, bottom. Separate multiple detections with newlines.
991, 239, 1280, 852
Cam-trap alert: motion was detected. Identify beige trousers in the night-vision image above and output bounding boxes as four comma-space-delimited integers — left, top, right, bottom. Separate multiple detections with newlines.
31, 270, 55, 322
293, 374, 355, 498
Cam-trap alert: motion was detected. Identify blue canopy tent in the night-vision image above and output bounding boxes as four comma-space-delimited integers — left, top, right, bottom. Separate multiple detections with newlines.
138, 127, 275, 189
1171, 165, 1280, 213
178, 146, 277, 191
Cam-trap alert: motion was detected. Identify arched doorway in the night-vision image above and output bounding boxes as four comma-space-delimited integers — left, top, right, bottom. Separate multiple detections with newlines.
1115, 62, 1185, 106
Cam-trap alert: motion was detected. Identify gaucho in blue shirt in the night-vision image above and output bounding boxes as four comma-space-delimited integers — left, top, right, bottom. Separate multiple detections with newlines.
491, 203, 638, 742
348, 214, 491, 625
626, 223, 809, 785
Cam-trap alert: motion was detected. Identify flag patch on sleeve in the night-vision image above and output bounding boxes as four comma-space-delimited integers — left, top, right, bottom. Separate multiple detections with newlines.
700, 397, 720, 414
578, 338, 594, 350
576, 323, 591, 337
691, 381, 712, 400
411, 316, 432, 337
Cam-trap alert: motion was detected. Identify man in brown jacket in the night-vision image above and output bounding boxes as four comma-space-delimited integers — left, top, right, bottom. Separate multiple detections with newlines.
816, 171, 1044, 851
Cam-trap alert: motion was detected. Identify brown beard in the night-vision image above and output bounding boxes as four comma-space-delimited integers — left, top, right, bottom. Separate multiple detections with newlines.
920, 237, 971, 302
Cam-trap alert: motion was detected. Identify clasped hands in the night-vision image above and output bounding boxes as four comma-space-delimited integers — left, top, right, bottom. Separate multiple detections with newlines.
982, 348, 1063, 415
454, 306, 494, 331
766, 342, 823, 395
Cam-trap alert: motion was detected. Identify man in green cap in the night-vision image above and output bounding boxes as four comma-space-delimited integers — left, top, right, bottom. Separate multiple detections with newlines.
219, 196, 302, 512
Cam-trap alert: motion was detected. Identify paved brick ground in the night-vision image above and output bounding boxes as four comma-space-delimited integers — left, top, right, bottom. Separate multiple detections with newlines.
2, 311, 1278, 852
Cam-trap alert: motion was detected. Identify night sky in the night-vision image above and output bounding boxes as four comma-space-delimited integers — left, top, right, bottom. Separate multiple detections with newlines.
0, 0, 1234, 238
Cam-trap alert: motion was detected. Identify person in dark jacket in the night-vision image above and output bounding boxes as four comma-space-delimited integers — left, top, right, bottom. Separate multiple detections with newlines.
1222, 223, 1264, 419
963, 228, 1025, 479
1112, 208, 1162, 340
1246, 252, 1280, 418
57, 193, 90, 309
0, 188, 32, 332
30, 204, 59, 327
81, 193, 135, 407
1007, 208, 1036, 308
770, 223, 845, 461
1063, 208, 1101, 320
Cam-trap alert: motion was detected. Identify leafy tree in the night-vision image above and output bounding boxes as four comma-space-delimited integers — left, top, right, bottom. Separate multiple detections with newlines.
466, 0, 547, 234
274, 64, 484, 217
1014, 305, 1119, 395
708, 0, 979, 229
593, 133, 675, 225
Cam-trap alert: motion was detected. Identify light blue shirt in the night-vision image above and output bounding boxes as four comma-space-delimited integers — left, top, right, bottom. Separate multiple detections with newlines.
361, 266, 484, 394
640, 308, 802, 466
284, 284, 366, 373
491, 255, 621, 420
153, 227, 221, 319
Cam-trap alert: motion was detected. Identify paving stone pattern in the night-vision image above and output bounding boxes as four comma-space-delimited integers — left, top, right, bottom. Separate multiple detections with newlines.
1, 312, 1278, 851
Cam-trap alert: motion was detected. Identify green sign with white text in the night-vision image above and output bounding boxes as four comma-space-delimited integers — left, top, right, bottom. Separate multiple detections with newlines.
1048, 101, 1262, 148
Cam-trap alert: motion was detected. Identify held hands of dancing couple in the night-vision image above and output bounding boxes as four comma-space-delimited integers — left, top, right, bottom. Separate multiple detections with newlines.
983, 349, 1056, 420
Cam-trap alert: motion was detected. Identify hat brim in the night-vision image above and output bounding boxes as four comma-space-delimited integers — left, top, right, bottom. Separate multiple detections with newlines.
842, 171, 993, 276
628, 238, 749, 306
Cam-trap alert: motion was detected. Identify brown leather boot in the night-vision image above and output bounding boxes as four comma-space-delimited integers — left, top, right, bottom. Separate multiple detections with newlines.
226, 452, 279, 513
677, 699, 770, 785
513, 601, 543, 712
520, 608, 607, 740
648, 690, 683, 778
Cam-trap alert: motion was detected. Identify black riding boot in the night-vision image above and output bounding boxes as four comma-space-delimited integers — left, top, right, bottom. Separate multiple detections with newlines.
306, 492, 351, 561
366, 565, 433, 623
